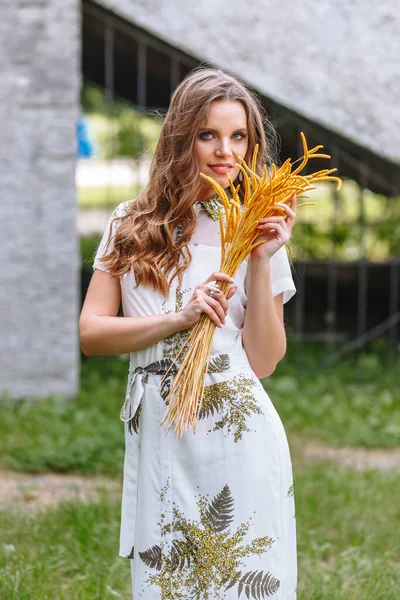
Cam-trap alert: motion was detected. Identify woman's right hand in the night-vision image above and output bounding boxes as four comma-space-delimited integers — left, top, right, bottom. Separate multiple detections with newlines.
178, 272, 238, 329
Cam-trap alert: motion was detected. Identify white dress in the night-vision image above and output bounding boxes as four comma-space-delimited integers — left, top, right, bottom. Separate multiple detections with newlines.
93, 199, 297, 600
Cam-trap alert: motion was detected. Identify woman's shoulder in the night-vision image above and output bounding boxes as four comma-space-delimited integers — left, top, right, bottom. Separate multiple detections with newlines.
110, 198, 135, 220
92, 199, 136, 273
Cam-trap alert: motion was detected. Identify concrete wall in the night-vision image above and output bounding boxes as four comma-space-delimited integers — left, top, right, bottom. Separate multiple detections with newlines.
98, 0, 400, 165
0, 0, 81, 399
0, 0, 397, 399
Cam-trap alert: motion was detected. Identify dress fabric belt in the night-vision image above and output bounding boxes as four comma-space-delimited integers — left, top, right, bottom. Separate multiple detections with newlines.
119, 353, 231, 430
119, 359, 177, 426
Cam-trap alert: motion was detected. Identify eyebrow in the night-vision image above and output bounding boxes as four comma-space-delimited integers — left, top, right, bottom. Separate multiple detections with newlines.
199, 127, 248, 133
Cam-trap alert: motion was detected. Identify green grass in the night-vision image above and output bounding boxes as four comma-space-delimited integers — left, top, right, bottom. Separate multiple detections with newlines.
0, 347, 398, 476
1, 461, 399, 599
0, 357, 128, 475
294, 461, 400, 599
263, 345, 400, 448
78, 185, 141, 210
0, 348, 399, 598
0, 495, 131, 599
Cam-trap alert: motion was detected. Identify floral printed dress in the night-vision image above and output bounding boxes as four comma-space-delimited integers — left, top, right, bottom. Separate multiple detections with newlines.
93, 198, 297, 600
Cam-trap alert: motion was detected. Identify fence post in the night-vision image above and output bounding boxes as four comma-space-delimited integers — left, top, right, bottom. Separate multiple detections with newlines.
389, 259, 399, 356
327, 145, 339, 360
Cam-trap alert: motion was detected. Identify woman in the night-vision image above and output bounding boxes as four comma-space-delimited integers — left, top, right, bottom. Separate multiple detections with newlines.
80, 67, 297, 599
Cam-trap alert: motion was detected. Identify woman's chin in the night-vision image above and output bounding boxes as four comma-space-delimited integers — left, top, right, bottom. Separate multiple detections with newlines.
208, 172, 231, 187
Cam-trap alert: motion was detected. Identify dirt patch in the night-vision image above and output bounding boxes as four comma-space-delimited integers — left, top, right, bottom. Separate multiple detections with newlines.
1, 438, 399, 511
303, 443, 400, 473
291, 435, 400, 474
0, 470, 121, 510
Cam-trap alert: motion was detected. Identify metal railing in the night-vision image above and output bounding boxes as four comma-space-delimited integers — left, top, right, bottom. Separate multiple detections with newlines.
81, 0, 400, 360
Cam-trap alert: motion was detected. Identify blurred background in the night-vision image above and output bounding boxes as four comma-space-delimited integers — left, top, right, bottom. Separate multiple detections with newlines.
1, 1, 399, 598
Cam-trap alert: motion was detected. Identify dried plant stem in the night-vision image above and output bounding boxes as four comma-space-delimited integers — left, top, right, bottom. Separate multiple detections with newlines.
158, 132, 342, 439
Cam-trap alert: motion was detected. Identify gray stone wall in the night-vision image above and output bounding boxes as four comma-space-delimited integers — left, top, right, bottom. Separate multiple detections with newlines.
0, 0, 81, 399
98, 0, 400, 164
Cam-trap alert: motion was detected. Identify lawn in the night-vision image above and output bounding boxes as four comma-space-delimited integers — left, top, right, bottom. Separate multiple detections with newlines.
1, 461, 399, 599
264, 344, 400, 448
0, 349, 399, 598
0, 348, 398, 476
78, 185, 141, 210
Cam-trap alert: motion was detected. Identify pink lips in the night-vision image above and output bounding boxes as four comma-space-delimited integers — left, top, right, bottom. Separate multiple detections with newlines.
208, 163, 233, 174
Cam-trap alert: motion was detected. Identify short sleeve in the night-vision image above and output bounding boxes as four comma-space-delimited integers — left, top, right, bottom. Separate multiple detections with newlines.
92, 200, 132, 272
243, 245, 296, 305
269, 245, 296, 304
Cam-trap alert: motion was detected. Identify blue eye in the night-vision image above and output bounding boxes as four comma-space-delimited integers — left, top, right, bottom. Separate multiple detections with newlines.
233, 132, 245, 140
199, 132, 213, 140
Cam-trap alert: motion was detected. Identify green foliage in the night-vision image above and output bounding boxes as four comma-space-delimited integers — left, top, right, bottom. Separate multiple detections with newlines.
81, 85, 108, 113
80, 234, 101, 268
0, 497, 131, 599
292, 181, 400, 261
78, 185, 141, 210
0, 344, 399, 598
0, 357, 129, 475
79, 86, 400, 262
86, 111, 161, 159
77, 178, 400, 261
294, 462, 400, 599
264, 344, 400, 448
0, 463, 399, 599
81, 84, 162, 159
0, 346, 398, 478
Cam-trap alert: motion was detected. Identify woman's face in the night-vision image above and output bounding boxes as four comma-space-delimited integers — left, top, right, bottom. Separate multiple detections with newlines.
194, 100, 249, 201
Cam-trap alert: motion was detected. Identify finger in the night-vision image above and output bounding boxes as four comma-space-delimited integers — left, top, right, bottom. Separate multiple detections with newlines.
278, 194, 297, 208
204, 295, 227, 323
203, 286, 229, 312
258, 215, 287, 225
204, 272, 235, 286
274, 202, 296, 219
275, 200, 296, 227
226, 286, 238, 300
200, 301, 223, 328
214, 292, 229, 315
256, 223, 289, 241
202, 290, 228, 316
257, 218, 288, 233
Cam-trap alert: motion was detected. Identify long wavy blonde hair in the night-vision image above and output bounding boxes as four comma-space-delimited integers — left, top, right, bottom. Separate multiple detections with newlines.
98, 66, 279, 295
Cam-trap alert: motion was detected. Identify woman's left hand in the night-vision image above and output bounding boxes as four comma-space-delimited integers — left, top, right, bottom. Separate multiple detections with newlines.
251, 195, 296, 261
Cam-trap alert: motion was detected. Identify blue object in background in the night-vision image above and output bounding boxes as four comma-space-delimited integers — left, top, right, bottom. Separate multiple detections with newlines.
77, 115, 95, 158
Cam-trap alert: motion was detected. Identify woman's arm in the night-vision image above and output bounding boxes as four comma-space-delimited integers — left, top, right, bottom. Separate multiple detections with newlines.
79, 270, 186, 356
79, 269, 236, 357
242, 256, 285, 378
241, 195, 296, 379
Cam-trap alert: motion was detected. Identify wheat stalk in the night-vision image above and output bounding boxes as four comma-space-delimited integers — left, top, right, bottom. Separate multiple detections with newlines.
158, 132, 342, 439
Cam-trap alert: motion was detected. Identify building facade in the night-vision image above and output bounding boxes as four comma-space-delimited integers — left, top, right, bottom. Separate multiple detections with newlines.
0, 0, 398, 399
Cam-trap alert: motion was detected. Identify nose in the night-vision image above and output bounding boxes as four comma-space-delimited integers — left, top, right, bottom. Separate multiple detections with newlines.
215, 138, 233, 158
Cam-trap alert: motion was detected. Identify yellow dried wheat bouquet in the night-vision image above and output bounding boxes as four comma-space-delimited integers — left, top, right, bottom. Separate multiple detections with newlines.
158, 132, 342, 439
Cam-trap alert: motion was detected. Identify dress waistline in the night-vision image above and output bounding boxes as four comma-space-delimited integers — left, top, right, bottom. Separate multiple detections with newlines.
120, 351, 235, 428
